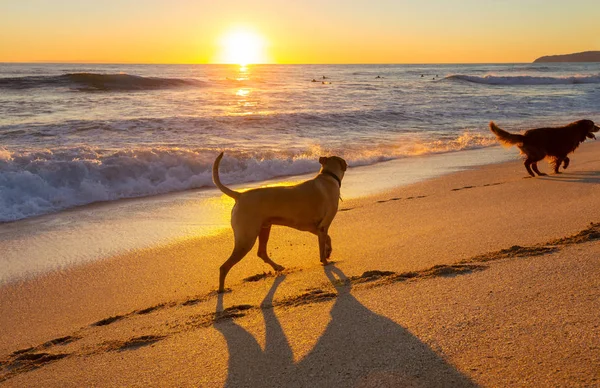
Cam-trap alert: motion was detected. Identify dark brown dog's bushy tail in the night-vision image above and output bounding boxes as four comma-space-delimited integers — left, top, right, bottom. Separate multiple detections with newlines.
212, 152, 240, 200
489, 122, 525, 146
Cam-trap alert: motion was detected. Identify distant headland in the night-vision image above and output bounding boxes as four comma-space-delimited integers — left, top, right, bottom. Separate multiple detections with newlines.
533, 51, 600, 63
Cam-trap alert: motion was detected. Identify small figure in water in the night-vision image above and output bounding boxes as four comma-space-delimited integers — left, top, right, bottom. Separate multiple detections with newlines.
311, 79, 317, 82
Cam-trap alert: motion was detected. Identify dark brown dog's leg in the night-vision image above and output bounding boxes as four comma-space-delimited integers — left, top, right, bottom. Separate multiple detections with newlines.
563, 157, 570, 170
553, 158, 563, 174
524, 159, 536, 177
531, 162, 546, 176
257, 225, 285, 272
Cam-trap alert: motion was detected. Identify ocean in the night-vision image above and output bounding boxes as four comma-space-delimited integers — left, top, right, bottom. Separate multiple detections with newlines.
1, 62, 599, 223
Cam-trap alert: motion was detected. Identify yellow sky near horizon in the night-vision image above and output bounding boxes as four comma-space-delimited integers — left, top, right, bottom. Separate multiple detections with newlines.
1, 0, 598, 64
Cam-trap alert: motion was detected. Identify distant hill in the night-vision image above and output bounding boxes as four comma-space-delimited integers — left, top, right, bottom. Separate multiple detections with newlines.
534, 51, 600, 63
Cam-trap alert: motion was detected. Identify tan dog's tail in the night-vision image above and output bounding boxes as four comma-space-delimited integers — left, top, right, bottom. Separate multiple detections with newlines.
489, 122, 525, 146
212, 152, 240, 200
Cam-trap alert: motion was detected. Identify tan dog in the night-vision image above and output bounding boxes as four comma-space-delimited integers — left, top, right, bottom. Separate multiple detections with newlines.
212, 152, 348, 292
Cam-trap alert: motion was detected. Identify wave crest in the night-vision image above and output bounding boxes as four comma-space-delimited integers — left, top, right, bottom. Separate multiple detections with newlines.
405, 132, 496, 155
0, 133, 496, 222
0, 147, 321, 222
0, 73, 206, 91
446, 74, 600, 85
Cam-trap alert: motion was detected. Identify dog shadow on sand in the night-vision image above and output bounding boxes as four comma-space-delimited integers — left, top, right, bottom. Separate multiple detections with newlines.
214, 265, 477, 387
539, 170, 600, 184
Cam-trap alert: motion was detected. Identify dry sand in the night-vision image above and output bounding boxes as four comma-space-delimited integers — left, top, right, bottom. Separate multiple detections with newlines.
1, 142, 599, 387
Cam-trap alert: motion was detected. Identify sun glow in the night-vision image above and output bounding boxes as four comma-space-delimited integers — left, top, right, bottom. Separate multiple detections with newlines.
216, 28, 270, 65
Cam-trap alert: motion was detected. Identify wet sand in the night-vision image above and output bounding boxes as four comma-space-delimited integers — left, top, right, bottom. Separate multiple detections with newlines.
1, 142, 599, 387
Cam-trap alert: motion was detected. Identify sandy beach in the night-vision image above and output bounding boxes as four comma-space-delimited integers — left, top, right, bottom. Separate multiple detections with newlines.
1, 141, 599, 387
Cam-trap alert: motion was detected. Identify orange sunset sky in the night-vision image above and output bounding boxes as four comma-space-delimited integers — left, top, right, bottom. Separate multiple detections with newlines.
1, 0, 598, 64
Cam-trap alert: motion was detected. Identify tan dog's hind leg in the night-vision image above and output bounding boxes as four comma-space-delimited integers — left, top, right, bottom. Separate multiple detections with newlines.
325, 234, 332, 259
257, 225, 285, 272
219, 242, 254, 293
219, 219, 260, 293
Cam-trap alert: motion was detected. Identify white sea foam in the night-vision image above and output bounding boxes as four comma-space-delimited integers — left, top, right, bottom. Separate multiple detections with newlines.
0, 133, 496, 222
447, 74, 600, 85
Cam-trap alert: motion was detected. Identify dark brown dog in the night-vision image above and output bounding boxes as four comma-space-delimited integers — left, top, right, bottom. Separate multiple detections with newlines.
489, 120, 599, 177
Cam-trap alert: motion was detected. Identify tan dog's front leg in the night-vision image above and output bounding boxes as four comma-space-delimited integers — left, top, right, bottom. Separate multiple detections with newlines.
325, 234, 332, 258
318, 227, 330, 265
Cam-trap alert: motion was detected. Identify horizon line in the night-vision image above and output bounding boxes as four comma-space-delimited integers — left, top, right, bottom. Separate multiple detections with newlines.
0, 61, 537, 66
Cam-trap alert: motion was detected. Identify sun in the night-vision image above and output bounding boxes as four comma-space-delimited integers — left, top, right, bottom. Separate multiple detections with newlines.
216, 28, 269, 65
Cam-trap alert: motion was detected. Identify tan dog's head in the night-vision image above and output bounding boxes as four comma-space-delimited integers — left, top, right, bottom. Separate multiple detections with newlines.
319, 156, 348, 181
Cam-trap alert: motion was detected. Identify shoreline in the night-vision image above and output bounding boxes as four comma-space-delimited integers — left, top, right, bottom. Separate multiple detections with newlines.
1, 141, 599, 386
0, 145, 516, 285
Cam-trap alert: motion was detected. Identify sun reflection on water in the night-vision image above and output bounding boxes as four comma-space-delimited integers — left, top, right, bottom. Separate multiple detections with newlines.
236, 89, 250, 97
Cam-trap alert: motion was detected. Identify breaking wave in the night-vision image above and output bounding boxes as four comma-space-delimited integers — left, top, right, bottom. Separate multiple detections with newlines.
0, 73, 206, 91
0, 132, 495, 222
446, 74, 600, 85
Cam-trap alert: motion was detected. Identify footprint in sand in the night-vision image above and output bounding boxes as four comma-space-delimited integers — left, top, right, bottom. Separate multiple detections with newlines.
182, 298, 203, 306
278, 289, 337, 307
243, 268, 301, 283
41, 336, 80, 348
0, 352, 70, 381
91, 315, 125, 327
376, 195, 427, 204
452, 182, 504, 191
103, 335, 167, 352
136, 303, 167, 315
451, 186, 474, 191
215, 304, 254, 321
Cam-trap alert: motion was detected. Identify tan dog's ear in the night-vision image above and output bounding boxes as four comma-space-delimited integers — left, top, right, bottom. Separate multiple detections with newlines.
340, 159, 348, 171
319, 156, 328, 165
